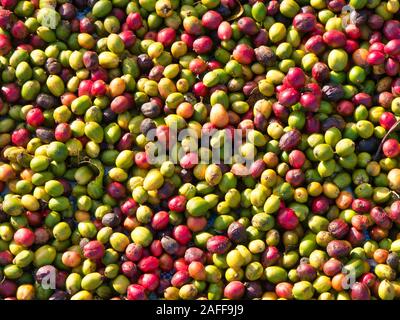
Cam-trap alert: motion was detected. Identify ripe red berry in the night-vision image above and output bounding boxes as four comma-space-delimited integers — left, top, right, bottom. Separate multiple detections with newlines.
26, 108, 44, 127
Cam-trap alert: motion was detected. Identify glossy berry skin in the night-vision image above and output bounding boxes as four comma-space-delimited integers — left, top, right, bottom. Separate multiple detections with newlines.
26, 108, 44, 127
383, 139, 400, 158
380, 112, 397, 130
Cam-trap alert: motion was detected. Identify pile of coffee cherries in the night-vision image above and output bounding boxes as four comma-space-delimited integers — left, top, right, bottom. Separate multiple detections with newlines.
0, 0, 400, 300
